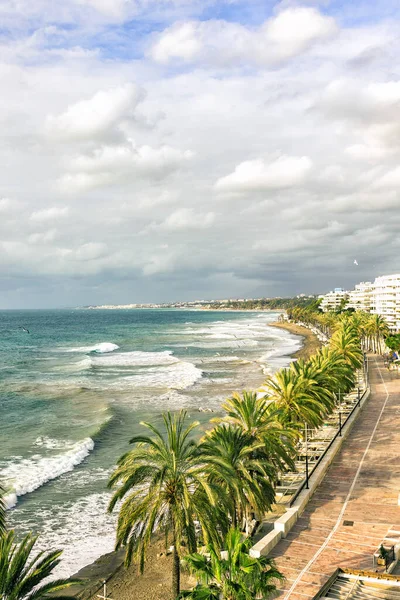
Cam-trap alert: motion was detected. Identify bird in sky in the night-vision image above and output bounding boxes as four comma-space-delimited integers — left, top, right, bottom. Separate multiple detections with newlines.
354, 259, 358, 266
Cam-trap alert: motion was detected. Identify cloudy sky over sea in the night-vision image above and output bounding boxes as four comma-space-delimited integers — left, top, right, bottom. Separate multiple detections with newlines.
1, 0, 399, 308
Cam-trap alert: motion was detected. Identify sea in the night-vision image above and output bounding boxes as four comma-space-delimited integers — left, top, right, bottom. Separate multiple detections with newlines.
0, 308, 302, 578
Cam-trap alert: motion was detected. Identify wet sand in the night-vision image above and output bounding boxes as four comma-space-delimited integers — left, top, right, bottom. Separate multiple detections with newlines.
269, 321, 322, 361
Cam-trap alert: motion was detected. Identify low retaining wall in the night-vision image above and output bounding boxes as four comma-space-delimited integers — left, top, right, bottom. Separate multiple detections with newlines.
250, 387, 371, 558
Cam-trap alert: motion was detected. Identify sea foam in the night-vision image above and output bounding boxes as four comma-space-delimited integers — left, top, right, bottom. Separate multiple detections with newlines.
2, 438, 95, 507
66, 342, 119, 354
115, 361, 203, 390
91, 350, 179, 367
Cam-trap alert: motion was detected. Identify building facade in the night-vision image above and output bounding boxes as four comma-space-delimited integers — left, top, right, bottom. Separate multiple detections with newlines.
319, 288, 349, 312
319, 274, 400, 332
347, 281, 373, 312
371, 274, 400, 332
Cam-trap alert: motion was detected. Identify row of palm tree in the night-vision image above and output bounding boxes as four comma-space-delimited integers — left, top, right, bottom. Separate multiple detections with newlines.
108, 313, 368, 599
288, 306, 390, 355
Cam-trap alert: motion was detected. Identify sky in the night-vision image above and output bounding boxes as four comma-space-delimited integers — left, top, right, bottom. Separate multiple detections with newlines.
1, 0, 400, 308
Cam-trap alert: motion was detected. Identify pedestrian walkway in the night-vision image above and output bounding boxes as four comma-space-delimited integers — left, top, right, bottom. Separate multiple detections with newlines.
270, 355, 400, 599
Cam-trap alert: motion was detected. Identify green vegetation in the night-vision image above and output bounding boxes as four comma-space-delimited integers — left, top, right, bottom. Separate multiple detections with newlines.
208, 297, 320, 311
385, 334, 400, 352
0, 487, 76, 599
179, 528, 284, 600
110, 310, 374, 599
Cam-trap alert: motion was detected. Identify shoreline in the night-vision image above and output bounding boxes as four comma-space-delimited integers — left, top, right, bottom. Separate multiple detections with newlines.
60, 318, 312, 599
269, 320, 323, 361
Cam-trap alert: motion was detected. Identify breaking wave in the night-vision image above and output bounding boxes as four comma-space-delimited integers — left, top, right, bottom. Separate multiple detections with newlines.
2, 438, 95, 508
91, 350, 179, 367
66, 342, 119, 354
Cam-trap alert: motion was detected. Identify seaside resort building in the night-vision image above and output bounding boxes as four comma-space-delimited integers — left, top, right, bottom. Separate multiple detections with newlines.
318, 288, 348, 312
371, 274, 400, 332
319, 274, 400, 332
347, 281, 373, 312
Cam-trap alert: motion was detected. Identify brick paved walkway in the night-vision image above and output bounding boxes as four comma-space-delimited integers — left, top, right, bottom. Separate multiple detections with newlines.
271, 355, 400, 599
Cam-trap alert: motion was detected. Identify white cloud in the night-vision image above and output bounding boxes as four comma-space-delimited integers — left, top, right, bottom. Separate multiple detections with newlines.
373, 166, 400, 189
145, 208, 215, 232
149, 7, 337, 66
28, 229, 58, 244
215, 155, 313, 193
46, 83, 144, 141
0, 198, 17, 213
59, 140, 193, 191
30, 207, 69, 221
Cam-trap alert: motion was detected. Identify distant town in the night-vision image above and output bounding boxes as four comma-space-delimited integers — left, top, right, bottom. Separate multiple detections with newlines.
83, 294, 316, 311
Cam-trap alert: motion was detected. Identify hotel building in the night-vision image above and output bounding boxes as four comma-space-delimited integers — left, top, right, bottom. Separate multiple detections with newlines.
370, 274, 400, 332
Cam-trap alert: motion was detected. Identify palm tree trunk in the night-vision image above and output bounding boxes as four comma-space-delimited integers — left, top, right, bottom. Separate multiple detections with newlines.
172, 543, 180, 599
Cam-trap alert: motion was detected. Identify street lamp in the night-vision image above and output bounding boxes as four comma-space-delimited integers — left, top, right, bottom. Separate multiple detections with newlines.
338, 389, 342, 437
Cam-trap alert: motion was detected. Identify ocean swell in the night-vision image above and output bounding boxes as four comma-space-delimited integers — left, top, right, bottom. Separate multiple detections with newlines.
2, 438, 95, 508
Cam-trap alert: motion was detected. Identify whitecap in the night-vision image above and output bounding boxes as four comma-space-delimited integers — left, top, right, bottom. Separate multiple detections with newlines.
91, 350, 179, 367
114, 361, 203, 390
2, 438, 95, 506
65, 342, 119, 354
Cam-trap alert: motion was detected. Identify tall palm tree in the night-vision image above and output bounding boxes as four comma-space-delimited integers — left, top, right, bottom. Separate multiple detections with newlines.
330, 325, 363, 369
179, 528, 284, 599
263, 368, 326, 429
213, 391, 296, 473
108, 411, 225, 599
309, 347, 355, 395
200, 425, 276, 532
369, 314, 390, 354
0, 530, 76, 600
289, 359, 335, 417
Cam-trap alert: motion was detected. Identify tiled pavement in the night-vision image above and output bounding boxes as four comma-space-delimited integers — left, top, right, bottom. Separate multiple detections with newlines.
270, 355, 400, 599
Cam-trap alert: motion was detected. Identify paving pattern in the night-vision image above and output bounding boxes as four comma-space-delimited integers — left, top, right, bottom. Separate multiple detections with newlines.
270, 356, 400, 599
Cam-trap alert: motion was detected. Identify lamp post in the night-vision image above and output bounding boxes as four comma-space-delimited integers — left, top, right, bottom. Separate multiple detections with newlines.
338, 389, 342, 437
305, 422, 309, 490
357, 386, 361, 408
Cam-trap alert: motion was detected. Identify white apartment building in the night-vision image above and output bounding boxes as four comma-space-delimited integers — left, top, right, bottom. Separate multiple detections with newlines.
371, 274, 400, 332
347, 281, 373, 312
319, 288, 349, 312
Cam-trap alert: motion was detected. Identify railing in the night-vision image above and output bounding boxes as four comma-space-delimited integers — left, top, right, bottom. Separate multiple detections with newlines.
273, 325, 369, 507
288, 387, 368, 507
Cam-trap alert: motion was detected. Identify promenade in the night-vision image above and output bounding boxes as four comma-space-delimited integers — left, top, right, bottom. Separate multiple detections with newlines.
271, 355, 400, 599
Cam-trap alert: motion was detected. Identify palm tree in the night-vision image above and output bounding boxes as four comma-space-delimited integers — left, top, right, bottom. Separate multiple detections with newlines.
108, 411, 225, 599
309, 347, 355, 395
200, 425, 276, 533
289, 359, 335, 417
263, 368, 326, 429
0, 530, 76, 600
330, 325, 363, 369
213, 391, 296, 473
179, 528, 284, 599
369, 314, 390, 354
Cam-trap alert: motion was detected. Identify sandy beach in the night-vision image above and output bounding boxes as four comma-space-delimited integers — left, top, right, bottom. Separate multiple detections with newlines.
269, 321, 323, 361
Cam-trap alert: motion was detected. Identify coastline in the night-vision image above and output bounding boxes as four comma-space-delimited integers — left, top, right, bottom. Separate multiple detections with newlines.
60, 318, 312, 600
269, 321, 322, 361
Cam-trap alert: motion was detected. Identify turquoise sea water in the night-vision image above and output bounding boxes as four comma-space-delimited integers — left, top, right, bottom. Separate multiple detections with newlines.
0, 308, 301, 577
